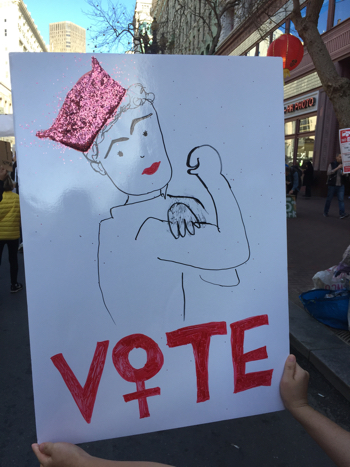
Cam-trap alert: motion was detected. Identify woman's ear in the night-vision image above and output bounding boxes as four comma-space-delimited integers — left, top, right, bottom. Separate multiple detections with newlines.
90, 161, 106, 175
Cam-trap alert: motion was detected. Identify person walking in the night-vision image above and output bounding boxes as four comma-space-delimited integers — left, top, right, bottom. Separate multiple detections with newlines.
0, 174, 22, 292
324, 154, 349, 219
302, 160, 313, 198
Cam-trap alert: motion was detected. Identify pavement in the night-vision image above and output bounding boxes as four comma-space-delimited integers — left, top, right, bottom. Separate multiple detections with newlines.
287, 194, 350, 401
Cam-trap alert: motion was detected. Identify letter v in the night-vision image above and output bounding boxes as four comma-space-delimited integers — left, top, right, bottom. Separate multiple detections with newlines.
51, 341, 109, 423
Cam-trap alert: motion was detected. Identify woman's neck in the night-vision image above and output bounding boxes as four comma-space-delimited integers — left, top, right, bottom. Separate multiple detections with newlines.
125, 186, 167, 205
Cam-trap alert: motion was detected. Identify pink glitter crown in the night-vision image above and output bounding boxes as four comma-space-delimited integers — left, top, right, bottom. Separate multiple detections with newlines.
36, 57, 127, 152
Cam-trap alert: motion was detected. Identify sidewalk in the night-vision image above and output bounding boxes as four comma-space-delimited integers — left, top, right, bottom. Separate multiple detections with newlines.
287, 195, 350, 401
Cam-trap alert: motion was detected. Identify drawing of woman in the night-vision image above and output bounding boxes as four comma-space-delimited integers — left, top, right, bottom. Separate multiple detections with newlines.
37, 58, 250, 324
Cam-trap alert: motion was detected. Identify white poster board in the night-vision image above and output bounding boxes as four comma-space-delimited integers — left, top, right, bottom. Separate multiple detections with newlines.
340, 128, 350, 173
10, 53, 289, 444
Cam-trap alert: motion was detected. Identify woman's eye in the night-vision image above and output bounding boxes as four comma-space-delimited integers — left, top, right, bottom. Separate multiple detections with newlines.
143, 131, 148, 137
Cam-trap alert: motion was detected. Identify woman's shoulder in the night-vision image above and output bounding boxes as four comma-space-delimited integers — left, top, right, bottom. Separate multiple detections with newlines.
3, 191, 19, 200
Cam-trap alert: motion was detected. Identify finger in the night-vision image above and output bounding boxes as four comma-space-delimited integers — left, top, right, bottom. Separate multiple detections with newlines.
282, 354, 297, 381
39, 442, 55, 456
294, 362, 310, 383
186, 221, 195, 235
31, 443, 50, 465
179, 220, 186, 238
169, 221, 179, 239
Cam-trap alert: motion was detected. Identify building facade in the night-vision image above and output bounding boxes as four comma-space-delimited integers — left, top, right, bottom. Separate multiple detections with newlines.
133, 0, 153, 53
0, 0, 47, 145
216, 0, 350, 195
150, 0, 226, 55
49, 22, 86, 53
0, 0, 47, 90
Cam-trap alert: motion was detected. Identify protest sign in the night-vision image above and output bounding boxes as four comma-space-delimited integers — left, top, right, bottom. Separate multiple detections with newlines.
10, 53, 289, 444
340, 128, 350, 173
0, 140, 12, 171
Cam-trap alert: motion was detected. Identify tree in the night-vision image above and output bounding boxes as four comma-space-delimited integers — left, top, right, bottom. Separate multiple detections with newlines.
84, 0, 154, 53
153, 0, 242, 55
290, 0, 350, 129
84, 0, 248, 55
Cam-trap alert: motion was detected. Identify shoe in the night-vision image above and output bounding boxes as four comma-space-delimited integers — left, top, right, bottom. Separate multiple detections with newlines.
323, 213, 328, 217
340, 214, 349, 219
11, 283, 23, 293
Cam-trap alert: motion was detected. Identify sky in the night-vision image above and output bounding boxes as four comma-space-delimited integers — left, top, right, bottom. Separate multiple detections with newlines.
24, 0, 135, 53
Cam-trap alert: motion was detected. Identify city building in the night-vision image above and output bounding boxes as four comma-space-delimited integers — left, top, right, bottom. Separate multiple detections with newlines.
133, 0, 153, 53
150, 0, 223, 55
216, 0, 350, 195
49, 21, 86, 53
0, 0, 47, 144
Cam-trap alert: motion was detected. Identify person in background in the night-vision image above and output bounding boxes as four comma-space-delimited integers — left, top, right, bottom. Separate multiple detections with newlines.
286, 164, 300, 198
0, 174, 22, 292
302, 161, 314, 198
31, 355, 350, 467
0, 166, 7, 201
324, 154, 349, 219
10, 151, 23, 250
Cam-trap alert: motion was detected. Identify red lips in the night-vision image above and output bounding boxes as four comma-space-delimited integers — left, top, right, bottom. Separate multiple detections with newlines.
142, 161, 161, 175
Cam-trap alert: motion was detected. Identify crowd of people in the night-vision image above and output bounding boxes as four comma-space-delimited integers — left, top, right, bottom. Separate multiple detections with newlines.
285, 159, 313, 199
286, 153, 349, 219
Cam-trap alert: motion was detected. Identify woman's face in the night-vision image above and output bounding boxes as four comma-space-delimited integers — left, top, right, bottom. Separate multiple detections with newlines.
100, 102, 172, 196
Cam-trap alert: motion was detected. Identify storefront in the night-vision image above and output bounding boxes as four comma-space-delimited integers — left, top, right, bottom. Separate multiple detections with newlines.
216, 1, 350, 196
284, 92, 318, 168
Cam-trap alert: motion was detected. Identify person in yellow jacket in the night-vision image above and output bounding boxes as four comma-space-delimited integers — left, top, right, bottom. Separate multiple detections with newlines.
0, 174, 22, 292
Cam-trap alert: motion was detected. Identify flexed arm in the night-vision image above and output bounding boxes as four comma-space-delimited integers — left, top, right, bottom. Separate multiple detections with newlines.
139, 146, 250, 271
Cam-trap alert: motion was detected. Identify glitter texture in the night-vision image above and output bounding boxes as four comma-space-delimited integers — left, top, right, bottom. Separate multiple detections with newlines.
36, 57, 127, 152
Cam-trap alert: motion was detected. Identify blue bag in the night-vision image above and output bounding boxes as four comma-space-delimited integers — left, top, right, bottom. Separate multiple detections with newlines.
299, 289, 350, 330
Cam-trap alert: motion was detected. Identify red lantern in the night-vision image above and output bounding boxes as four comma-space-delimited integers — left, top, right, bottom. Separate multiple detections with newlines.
267, 34, 304, 79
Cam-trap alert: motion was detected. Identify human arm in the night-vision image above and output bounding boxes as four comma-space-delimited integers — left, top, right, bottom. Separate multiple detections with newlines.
141, 145, 250, 270
280, 355, 350, 467
327, 163, 342, 176
32, 442, 173, 467
288, 171, 298, 194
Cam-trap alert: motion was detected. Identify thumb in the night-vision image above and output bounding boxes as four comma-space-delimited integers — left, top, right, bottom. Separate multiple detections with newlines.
283, 354, 297, 380
32, 442, 52, 465
39, 442, 55, 456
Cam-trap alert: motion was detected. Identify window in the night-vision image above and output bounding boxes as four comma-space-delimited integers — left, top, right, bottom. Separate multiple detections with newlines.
5, 29, 7, 36
285, 115, 317, 166
246, 47, 256, 56
272, 22, 286, 41
334, 0, 350, 26
299, 116, 317, 133
258, 37, 270, 56
318, 0, 329, 34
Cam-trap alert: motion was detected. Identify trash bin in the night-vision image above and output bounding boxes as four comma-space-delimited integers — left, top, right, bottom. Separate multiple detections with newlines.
299, 289, 350, 330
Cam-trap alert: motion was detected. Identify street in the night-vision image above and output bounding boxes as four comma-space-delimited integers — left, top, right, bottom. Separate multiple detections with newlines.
1, 252, 350, 466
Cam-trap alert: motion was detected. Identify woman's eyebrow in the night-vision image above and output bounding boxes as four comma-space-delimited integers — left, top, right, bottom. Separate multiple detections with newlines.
104, 137, 129, 159
130, 113, 153, 135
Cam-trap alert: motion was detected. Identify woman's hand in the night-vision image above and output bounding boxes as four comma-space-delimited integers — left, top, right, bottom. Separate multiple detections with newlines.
32, 442, 91, 467
280, 354, 309, 414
